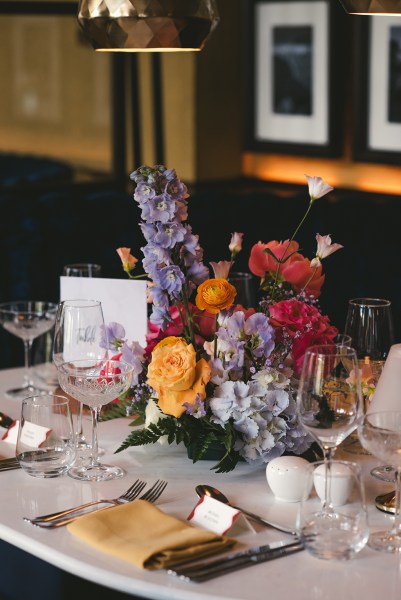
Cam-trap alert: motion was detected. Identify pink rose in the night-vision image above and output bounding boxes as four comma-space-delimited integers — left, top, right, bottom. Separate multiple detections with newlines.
249, 239, 324, 298
248, 240, 300, 278
269, 299, 338, 375
145, 303, 215, 355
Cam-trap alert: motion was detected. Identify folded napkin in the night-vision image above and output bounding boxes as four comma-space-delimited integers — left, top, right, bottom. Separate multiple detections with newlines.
67, 499, 236, 570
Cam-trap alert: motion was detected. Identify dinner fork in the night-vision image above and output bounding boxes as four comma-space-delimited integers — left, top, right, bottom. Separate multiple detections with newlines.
24, 479, 147, 525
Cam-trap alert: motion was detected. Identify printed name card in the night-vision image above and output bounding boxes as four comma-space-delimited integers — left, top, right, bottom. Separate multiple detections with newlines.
187, 495, 255, 536
1, 420, 19, 444
18, 421, 51, 448
60, 277, 148, 347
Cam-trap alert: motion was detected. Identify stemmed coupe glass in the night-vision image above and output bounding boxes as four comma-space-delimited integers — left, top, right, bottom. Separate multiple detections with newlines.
296, 344, 362, 512
52, 299, 107, 452
343, 298, 395, 472
0, 301, 58, 398
56, 358, 133, 482
358, 411, 401, 553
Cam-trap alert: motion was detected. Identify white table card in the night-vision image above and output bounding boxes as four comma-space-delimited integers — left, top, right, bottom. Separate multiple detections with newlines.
60, 277, 148, 347
18, 421, 51, 448
187, 495, 255, 536
1, 420, 19, 444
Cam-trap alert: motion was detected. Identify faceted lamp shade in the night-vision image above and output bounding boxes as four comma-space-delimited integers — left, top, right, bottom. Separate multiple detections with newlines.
77, 0, 220, 52
339, 0, 401, 14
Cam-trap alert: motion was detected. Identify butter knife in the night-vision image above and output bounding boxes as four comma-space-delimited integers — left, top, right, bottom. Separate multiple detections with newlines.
168, 540, 304, 582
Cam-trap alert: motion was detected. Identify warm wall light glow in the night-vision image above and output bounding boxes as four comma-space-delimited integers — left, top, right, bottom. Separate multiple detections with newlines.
339, 0, 401, 14
242, 153, 401, 195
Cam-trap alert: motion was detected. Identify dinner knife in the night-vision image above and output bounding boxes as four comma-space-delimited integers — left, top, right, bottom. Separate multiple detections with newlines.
167, 540, 304, 582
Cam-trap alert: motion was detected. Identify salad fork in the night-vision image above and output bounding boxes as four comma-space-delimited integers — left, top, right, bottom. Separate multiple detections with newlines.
25, 479, 168, 528
24, 479, 147, 525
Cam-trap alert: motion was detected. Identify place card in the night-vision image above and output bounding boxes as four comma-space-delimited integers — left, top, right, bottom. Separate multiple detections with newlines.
60, 277, 148, 347
1, 420, 19, 445
187, 495, 255, 536
17, 421, 51, 448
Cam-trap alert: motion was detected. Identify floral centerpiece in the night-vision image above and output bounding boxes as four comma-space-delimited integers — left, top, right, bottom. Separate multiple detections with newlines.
102, 165, 343, 473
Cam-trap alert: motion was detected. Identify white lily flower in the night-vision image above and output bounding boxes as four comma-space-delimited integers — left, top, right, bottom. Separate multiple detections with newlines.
310, 233, 343, 267
305, 174, 334, 202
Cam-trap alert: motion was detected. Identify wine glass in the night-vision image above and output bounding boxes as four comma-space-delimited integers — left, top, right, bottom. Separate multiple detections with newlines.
0, 301, 58, 398
56, 358, 133, 482
228, 272, 256, 308
53, 299, 107, 453
63, 263, 102, 277
343, 297, 395, 465
296, 344, 362, 512
358, 411, 401, 553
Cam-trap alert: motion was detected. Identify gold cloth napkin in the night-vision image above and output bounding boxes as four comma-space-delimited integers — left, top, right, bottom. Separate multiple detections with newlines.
67, 499, 236, 570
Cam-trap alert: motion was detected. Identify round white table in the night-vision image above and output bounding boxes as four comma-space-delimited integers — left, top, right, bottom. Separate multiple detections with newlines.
0, 365, 400, 600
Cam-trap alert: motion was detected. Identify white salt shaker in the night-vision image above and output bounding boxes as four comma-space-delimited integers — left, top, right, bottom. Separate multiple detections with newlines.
313, 461, 354, 506
266, 456, 312, 502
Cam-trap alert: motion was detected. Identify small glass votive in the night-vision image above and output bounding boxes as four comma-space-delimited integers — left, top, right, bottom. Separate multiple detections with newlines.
297, 460, 369, 560
16, 394, 76, 478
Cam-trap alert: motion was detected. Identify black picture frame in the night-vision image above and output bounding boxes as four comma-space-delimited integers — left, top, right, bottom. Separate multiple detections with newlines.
242, 0, 345, 157
353, 16, 401, 165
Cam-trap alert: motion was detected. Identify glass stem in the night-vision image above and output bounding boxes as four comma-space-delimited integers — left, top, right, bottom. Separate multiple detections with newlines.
391, 468, 401, 535
322, 446, 334, 512
76, 404, 84, 443
90, 407, 100, 467
23, 340, 34, 387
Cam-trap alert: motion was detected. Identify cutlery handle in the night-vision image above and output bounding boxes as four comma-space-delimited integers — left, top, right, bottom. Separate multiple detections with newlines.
24, 499, 116, 523
231, 505, 297, 536
26, 504, 114, 528
169, 544, 304, 582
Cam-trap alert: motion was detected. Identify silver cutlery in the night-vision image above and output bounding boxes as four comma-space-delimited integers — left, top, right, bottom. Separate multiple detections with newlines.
168, 540, 304, 582
195, 484, 297, 536
0, 457, 20, 472
25, 479, 168, 528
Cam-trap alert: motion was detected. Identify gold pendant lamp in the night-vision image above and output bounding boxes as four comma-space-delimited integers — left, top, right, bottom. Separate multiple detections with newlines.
77, 0, 220, 52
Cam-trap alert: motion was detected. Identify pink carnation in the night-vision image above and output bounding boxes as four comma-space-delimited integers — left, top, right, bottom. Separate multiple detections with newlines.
269, 299, 338, 375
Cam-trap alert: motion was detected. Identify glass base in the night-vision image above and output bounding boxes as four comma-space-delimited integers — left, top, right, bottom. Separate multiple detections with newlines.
370, 465, 396, 483
5, 383, 51, 399
341, 433, 370, 456
368, 531, 401, 553
300, 510, 368, 560
68, 462, 125, 482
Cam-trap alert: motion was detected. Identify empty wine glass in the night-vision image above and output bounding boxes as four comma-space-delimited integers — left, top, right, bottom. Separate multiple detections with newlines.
53, 299, 107, 453
358, 411, 401, 553
296, 344, 362, 512
343, 297, 395, 463
228, 272, 256, 308
63, 263, 102, 277
56, 358, 133, 482
0, 301, 58, 398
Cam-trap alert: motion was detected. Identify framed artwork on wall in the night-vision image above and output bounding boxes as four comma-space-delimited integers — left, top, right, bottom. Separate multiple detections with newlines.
354, 16, 401, 164
242, 0, 344, 157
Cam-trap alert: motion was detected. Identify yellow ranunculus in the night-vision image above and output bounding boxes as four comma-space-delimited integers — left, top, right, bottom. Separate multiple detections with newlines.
147, 336, 211, 418
195, 278, 237, 314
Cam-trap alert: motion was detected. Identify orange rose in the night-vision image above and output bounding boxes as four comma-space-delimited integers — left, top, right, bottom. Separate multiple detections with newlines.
147, 336, 211, 418
195, 278, 237, 314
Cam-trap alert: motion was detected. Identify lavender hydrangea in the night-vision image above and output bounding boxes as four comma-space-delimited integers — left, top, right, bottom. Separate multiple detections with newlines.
209, 368, 312, 465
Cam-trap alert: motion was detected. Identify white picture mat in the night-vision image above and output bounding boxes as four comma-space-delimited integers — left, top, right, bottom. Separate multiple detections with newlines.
255, 1, 329, 145
60, 277, 147, 348
368, 16, 401, 151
